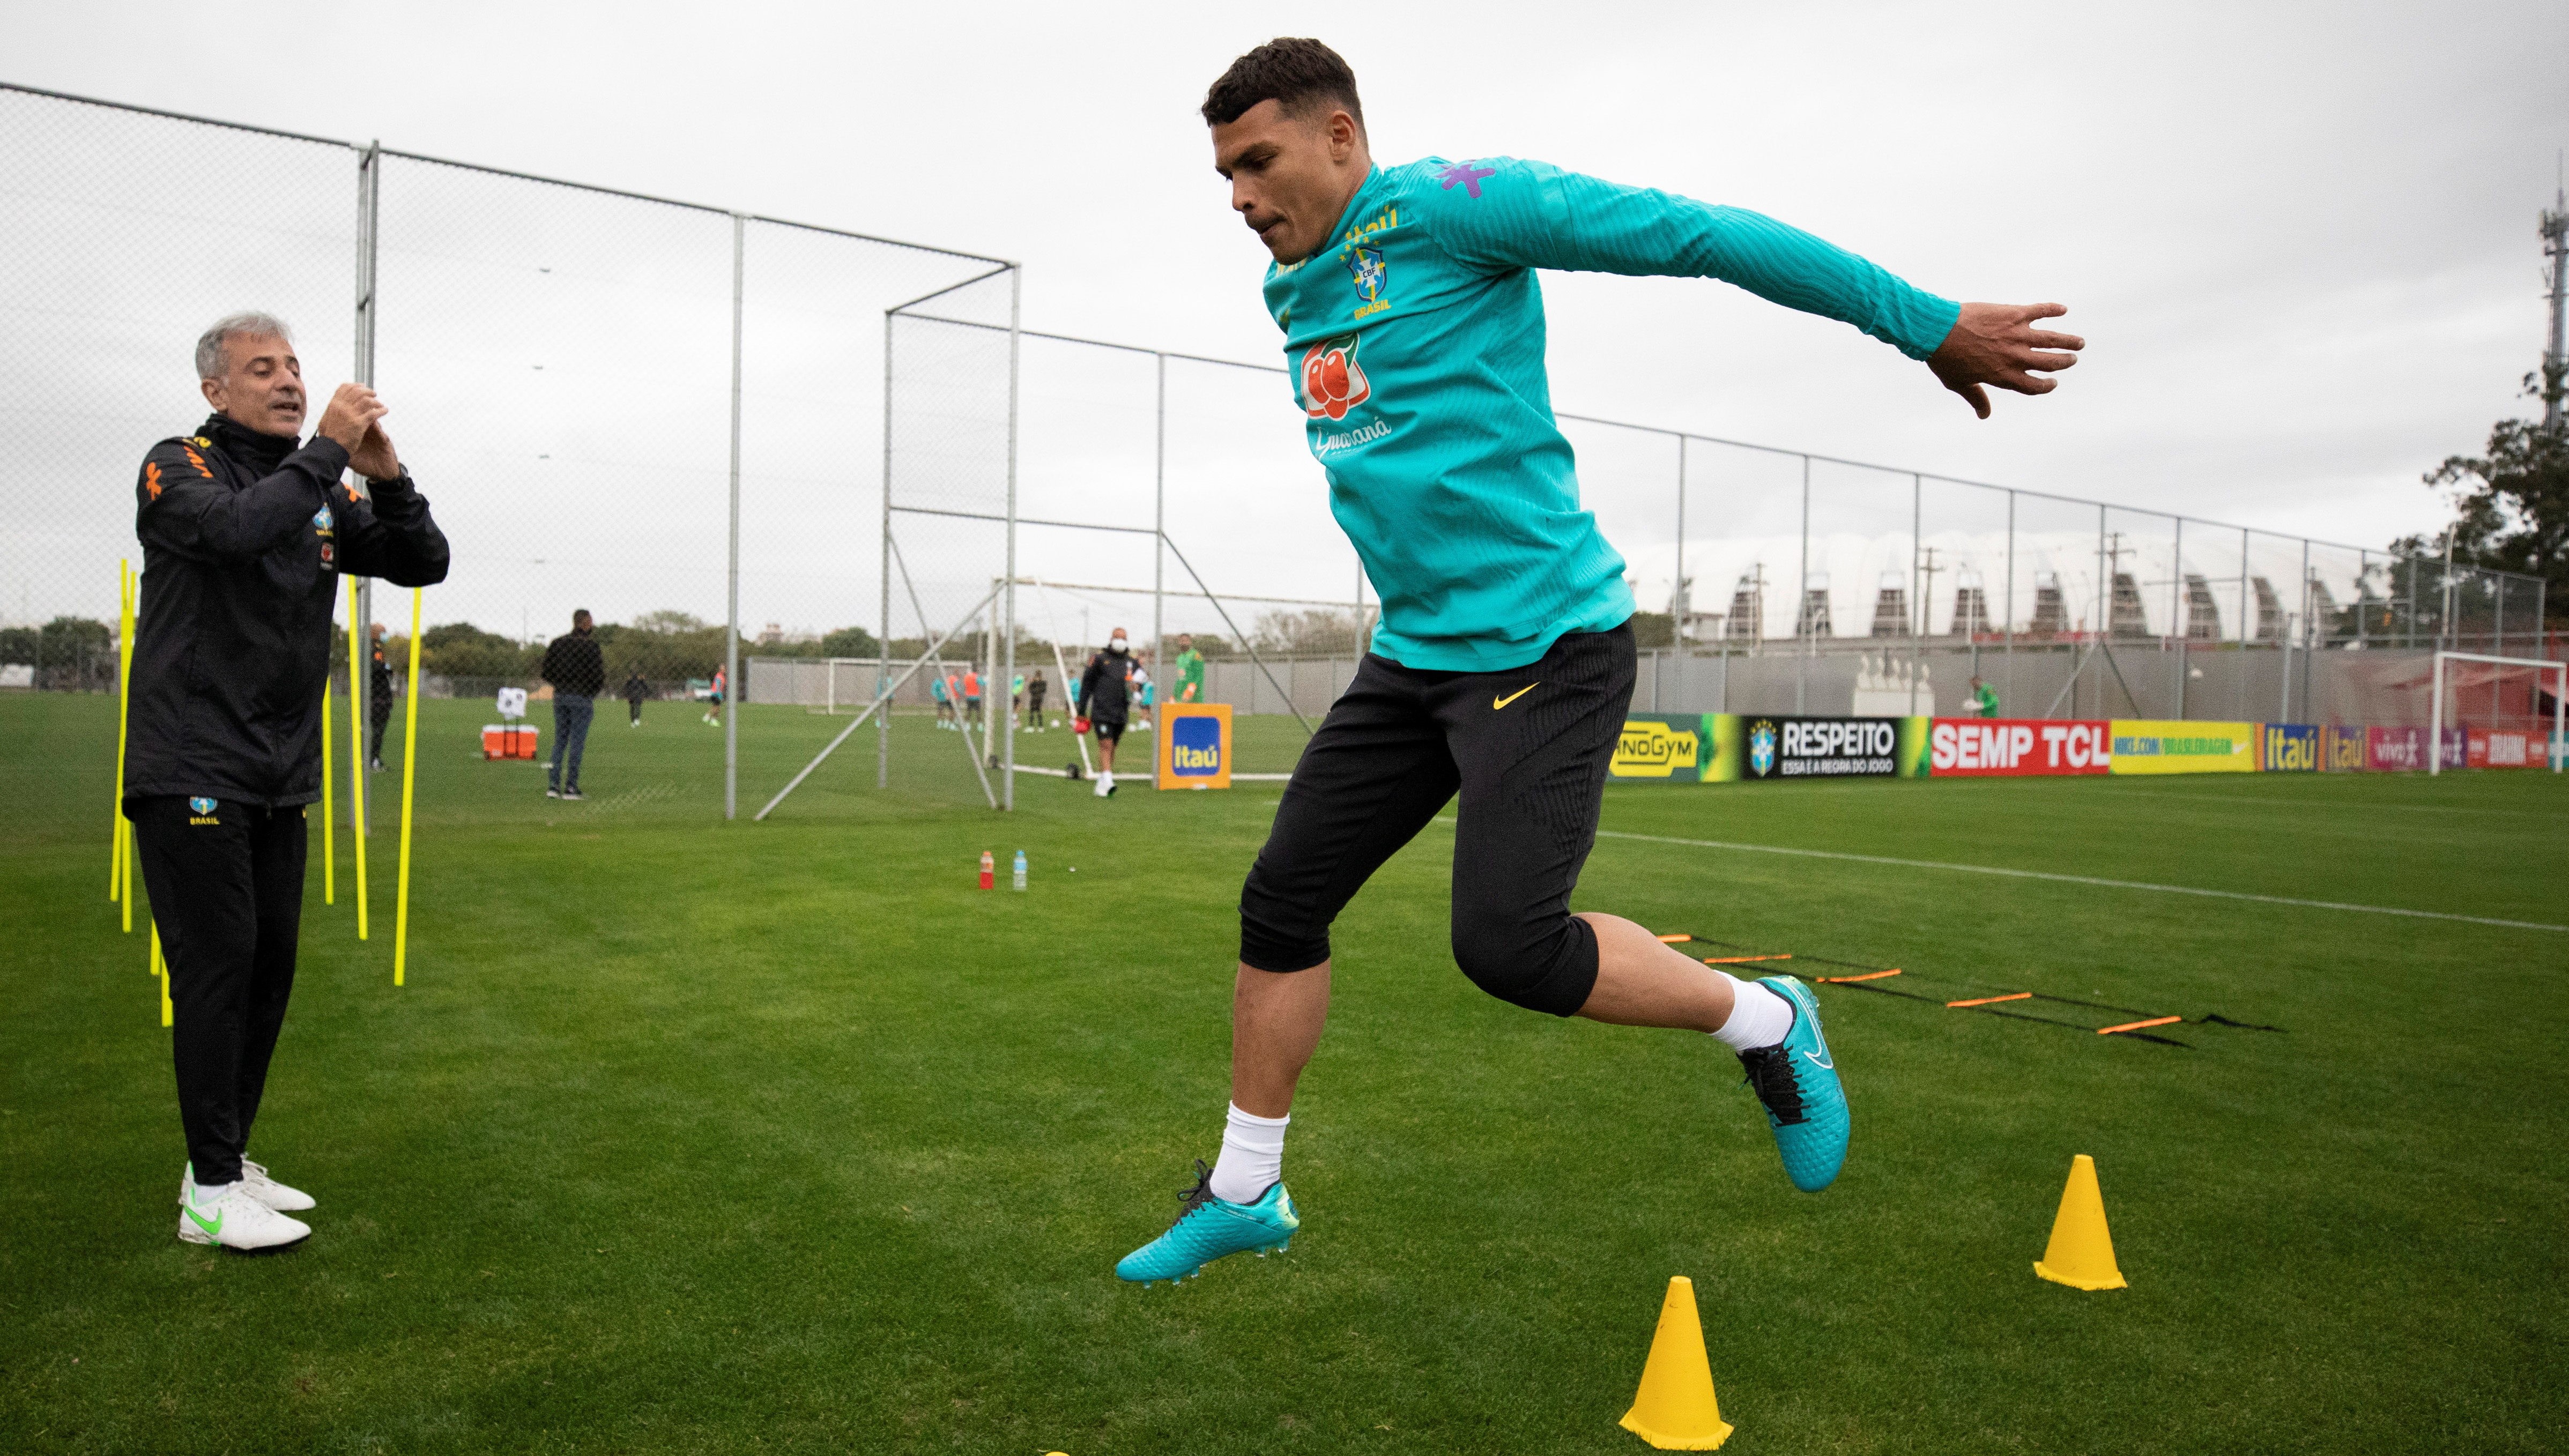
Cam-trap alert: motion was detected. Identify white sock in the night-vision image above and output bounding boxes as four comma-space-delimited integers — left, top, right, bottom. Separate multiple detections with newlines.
1710, 974, 1795, 1052
193, 1180, 236, 1204
1208, 1103, 1289, 1204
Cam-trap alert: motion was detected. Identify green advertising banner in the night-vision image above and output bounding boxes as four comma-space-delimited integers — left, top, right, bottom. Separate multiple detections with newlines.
1610, 714, 1722, 783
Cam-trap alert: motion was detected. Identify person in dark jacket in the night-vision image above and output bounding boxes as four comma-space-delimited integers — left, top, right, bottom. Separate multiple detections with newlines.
539, 611, 605, 799
129, 311, 448, 1252
367, 623, 395, 770
623, 668, 649, 727
1078, 628, 1141, 797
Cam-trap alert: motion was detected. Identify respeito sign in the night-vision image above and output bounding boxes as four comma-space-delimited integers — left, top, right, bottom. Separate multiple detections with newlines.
1740, 715, 1928, 781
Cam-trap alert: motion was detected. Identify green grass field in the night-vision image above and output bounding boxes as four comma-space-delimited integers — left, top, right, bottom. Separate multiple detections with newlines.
4, 692, 2563, 1454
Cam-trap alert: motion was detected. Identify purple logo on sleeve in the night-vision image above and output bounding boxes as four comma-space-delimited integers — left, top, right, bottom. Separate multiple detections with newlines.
1437, 162, 1496, 198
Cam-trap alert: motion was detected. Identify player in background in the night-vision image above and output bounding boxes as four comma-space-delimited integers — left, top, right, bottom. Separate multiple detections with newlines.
623, 668, 650, 727
702, 664, 725, 728
1970, 675, 2001, 718
1011, 670, 1026, 730
929, 670, 953, 729
1116, 38, 2080, 1285
1132, 660, 1155, 733
1174, 632, 1206, 704
1027, 668, 1050, 732
1079, 628, 1142, 797
963, 666, 984, 732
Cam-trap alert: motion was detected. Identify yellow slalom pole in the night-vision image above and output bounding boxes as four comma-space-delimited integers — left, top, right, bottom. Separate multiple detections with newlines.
112, 560, 135, 912
321, 679, 336, 905
393, 586, 424, 986
150, 921, 171, 1028
347, 576, 369, 940
118, 565, 138, 932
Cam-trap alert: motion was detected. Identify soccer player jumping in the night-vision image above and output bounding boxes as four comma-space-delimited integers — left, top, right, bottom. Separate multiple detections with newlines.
1116, 39, 2080, 1284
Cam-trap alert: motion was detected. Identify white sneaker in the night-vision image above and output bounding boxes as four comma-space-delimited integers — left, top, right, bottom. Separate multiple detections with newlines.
237, 1159, 316, 1212
1094, 770, 1115, 798
177, 1181, 311, 1252
183, 1159, 316, 1213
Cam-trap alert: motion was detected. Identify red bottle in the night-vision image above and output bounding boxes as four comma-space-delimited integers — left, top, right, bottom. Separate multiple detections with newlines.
978, 850, 994, 890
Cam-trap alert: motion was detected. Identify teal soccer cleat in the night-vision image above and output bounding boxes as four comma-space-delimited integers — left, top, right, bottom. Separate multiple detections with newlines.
1115, 1161, 1300, 1286
1735, 976, 1851, 1192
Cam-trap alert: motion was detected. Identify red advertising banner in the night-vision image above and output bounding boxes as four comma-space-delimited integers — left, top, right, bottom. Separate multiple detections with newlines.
1929, 718, 2112, 776
2366, 725, 2423, 771
2468, 729, 2537, 768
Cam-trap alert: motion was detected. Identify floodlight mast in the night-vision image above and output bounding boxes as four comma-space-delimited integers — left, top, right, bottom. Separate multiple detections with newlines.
2541, 163, 2565, 432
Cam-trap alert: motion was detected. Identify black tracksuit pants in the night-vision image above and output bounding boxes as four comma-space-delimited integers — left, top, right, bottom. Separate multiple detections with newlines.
1238, 622, 1636, 1016
128, 795, 307, 1187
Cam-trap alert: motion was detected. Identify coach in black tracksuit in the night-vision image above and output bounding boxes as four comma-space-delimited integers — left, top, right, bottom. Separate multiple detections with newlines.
126, 314, 448, 1242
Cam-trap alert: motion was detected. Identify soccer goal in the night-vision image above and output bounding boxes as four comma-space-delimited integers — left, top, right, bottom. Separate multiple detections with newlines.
2427, 650, 2566, 774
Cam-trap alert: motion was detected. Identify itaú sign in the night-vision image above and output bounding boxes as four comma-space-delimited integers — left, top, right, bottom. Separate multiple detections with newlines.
1929, 719, 2111, 776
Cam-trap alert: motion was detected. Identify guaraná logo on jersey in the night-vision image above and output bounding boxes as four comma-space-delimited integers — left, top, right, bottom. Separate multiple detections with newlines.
1300, 333, 1371, 421
1748, 720, 1778, 777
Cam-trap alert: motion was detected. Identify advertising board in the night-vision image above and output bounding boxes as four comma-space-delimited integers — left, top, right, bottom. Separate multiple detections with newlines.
2435, 727, 2467, 770
2471, 729, 2536, 768
1155, 702, 1232, 790
1737, 715, 1927, 781
1927, 718, 2110, 776
2366, 724, 2422, 770
2323, 726, 2367, 771
2262, 723, 2320, 772
1608, 714, 1737, 783
2107, 720, 2258, 775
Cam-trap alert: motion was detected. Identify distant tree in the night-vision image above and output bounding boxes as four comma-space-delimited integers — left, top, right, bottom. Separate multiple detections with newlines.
419, 622, 538, 679
819, 625, 879, 658
1626, 611, 1676, 649
2396, 370, 2568, 623
1252, 608, 1370, 656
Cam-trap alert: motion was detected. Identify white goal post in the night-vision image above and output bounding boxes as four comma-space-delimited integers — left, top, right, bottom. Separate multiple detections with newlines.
2428, 650, 2566, 775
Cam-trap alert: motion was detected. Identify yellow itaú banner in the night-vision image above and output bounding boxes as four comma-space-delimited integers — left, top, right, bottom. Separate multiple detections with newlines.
2107, 720, 2259, 774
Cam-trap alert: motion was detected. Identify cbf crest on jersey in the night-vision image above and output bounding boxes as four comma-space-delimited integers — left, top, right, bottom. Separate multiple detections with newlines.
189, 796, 218, 815
1345, 245, 1386, 304
312, 504, 333, 530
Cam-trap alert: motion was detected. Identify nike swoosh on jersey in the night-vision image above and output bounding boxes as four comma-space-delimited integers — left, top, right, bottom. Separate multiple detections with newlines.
1492, 682, 1540, 710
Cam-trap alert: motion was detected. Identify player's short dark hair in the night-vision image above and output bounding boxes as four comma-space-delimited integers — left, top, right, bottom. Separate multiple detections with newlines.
1201, 38, 1364, 132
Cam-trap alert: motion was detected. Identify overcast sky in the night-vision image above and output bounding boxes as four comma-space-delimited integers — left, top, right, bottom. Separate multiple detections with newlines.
9, 2, 2565, 632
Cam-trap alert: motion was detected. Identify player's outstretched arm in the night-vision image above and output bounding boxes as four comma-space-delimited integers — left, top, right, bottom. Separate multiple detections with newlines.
1927, 302, 2083, 419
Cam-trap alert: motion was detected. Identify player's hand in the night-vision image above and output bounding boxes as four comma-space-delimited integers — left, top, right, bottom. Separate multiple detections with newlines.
348, 419, 400, 480
315, 383, 388, 452
1927, 302, 2082, 419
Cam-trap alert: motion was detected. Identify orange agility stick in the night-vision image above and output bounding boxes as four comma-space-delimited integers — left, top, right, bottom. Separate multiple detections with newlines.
1655, 934, 1694, 944
2097, 1015, 2184, 1036
1946, 992, 2033, 1008
1702, 954, 1792, 965
1816, 969, 1903, 983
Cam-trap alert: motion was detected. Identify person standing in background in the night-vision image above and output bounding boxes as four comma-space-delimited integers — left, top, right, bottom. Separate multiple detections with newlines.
1012, 670, 1026, 729
623, 668, 649, 727
1175, 632, 1206, 704
963, 666, 984, 731
1970, 675, 2000, 718
703, 664, 726, 727
1027, 668, 1049, 732
540, 610, 604, 801
131, 311, 449, 1252
366, 623, 395, 770
1078, 628, 1141, 797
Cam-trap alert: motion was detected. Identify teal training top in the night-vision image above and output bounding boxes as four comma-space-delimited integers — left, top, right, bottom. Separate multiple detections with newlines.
1265, 157, 1961, 672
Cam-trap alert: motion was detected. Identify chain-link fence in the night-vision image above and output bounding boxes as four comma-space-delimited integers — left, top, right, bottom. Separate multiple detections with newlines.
3, 82, 1011, 819
12, 82, 2559, 820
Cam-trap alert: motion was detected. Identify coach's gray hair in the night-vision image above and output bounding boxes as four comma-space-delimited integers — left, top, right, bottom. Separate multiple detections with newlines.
194, 312, 294, 380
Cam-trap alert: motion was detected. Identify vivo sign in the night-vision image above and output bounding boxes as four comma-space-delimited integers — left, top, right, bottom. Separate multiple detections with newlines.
1929, 719, 2112, 776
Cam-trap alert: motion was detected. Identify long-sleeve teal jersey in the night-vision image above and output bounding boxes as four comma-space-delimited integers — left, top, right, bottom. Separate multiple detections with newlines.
1265, 157, 1961, 672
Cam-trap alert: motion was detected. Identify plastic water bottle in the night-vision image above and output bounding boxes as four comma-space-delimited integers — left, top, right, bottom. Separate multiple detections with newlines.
978, 850, 994, 890
1012, 850, 1027, 891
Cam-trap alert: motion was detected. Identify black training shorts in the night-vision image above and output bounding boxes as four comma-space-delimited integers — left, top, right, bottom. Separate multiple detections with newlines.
1092, 716, 1126, 745
1238, 621, 1635, 1016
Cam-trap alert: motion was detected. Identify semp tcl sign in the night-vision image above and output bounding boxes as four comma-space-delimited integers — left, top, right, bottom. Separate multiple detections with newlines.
1929, 718, 2112, 776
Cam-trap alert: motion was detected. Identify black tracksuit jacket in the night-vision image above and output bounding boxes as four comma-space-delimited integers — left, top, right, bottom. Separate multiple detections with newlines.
1079, 650, 1138, 722
124, 413, 450, 808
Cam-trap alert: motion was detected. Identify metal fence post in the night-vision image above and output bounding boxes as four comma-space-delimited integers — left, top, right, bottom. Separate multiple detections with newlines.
723, 212, 743, 820
2003, 489, 2015, 716
351, 140, 380, 831
1003, 265, 1021, 810
1796, 454, 1810, 713
1674, 435, 1687, 711
1911, 472, 1923, 714
1152, 350, 1165, 696
877, 310, 894, 790
2172, 516, 2188, 718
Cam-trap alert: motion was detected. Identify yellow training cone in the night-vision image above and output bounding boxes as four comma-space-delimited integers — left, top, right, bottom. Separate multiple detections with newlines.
1619, 1276, 1734, 1450
2033, 1153, 2128, 1290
